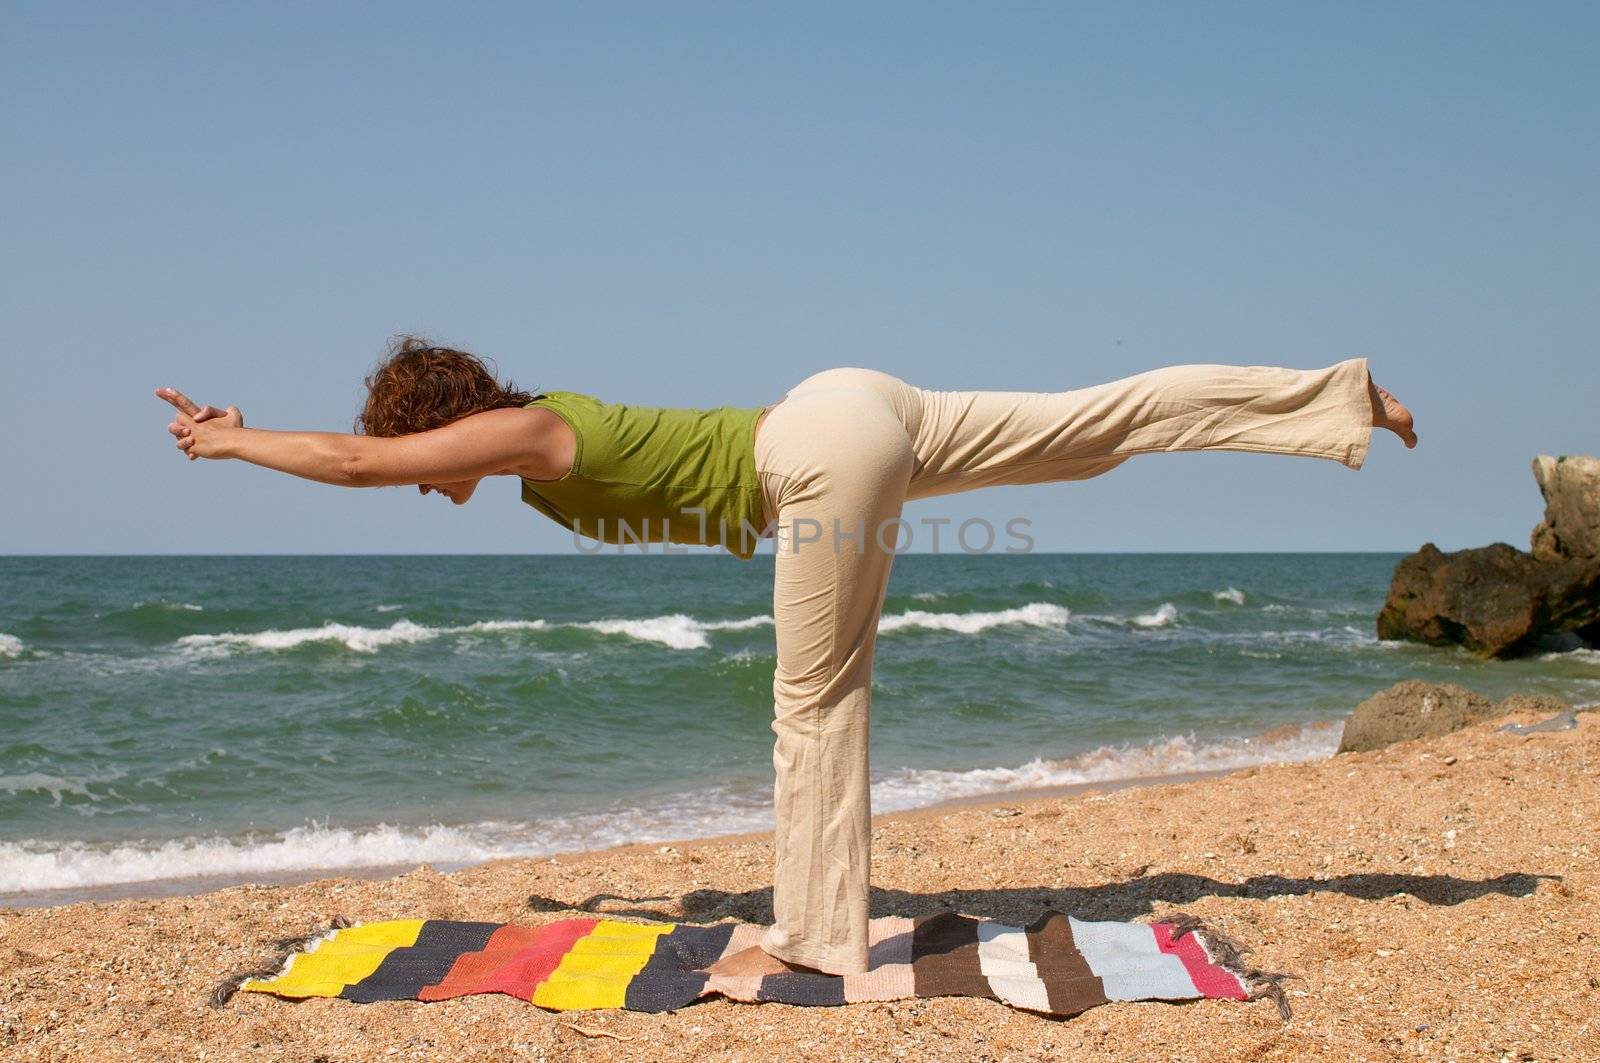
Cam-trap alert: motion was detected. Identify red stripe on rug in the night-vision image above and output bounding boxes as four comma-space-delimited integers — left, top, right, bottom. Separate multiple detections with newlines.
1151, 921, 1247, 1000
419, 919, 598, 1002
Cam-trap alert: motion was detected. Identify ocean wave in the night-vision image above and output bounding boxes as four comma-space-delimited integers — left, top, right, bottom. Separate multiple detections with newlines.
1132, 602, 1179, 628
131, 600, 203, 612
1539, 647, 1600, 665
870, 721, 1342, 811
574, 614, 773, 650
0, 633, 23, 657
0, 720, 1345, 895
0, 792, 777, 896
1077, 603, 1181, 630
1213, 587, 1246, 606
1229, 626, 1398, 652
164, 609, 1405, 661
177, 619, 452, 655
171, 614, 773, 656
168, 603, 1080, 658
0, 768, 133, 810
877, 603, 1071, 636
1260, 603, 1338, 617
459, 620, 555, 635
0, 823, 500, 894
0, 771, 103, 806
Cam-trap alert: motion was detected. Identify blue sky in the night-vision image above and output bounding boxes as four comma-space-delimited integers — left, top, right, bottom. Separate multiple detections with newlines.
2, 2, 1594, 554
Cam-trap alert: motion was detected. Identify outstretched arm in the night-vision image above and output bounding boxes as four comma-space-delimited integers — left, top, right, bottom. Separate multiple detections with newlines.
155, 387, 568, 487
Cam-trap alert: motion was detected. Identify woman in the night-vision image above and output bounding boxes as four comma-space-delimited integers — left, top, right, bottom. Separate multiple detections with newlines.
156, 338, 1417, 978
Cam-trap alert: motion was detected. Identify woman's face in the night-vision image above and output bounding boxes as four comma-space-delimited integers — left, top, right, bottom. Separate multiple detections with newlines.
418, 478, 483, 505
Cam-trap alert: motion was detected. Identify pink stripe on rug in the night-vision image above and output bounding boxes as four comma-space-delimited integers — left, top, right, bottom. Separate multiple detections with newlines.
1151, 920, 1247, 1000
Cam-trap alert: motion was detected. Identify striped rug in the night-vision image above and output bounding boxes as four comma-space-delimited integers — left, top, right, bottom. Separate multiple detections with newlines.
220, 910, 1289, 1019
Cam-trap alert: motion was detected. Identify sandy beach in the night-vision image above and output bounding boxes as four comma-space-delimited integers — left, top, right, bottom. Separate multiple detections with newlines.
3, 706, 1595, 1062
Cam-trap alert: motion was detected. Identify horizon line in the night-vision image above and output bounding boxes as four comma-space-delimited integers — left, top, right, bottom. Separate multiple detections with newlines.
0, 548, 1422, 558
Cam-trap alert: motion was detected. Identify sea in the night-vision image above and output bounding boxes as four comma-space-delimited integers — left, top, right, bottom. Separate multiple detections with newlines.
2, 553, 1596, 906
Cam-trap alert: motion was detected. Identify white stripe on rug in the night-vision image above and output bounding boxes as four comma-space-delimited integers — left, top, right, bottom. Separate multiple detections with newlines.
976, 921, 1051, 1012
1069, 916, 1200, 1000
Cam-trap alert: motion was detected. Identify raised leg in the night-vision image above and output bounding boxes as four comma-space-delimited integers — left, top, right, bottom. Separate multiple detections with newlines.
903, 356, 1386, 499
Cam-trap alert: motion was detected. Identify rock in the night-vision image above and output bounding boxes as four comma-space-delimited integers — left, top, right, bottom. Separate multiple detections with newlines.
1337, 680, 1502, 753
1494, 692, 1574, 718
1530, 455, 1600, 562
1376, 542, 1600, 658
1338, 683, 1572, 753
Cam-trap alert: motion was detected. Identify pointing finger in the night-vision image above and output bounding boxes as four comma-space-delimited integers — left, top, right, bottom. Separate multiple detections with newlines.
155, 387, 202, 417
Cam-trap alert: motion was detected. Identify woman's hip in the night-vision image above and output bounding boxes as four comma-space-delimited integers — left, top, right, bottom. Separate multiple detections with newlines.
755, 378, 917, 525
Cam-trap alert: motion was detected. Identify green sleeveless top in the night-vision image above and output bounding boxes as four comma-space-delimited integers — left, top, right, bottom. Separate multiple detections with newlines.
519, 392, 768, 559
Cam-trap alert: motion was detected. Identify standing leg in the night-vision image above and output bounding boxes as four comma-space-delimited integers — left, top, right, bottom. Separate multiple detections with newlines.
710, 383, 914, 976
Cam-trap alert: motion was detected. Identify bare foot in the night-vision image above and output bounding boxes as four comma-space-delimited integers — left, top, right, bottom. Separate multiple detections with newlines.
1368, 374, 1418, 448
704, 945, 828, 978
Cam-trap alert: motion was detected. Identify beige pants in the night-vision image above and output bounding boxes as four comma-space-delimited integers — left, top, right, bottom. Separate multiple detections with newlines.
751, 357, 1374, 973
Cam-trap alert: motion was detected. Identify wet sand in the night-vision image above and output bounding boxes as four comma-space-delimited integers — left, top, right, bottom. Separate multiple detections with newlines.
2, 709, 1595, 1061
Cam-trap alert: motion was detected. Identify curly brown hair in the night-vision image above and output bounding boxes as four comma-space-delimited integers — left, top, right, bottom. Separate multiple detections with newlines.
355, 336, 536, 437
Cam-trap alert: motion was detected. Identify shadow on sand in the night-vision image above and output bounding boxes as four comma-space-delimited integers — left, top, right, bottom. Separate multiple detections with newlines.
528, 868, 1555, 926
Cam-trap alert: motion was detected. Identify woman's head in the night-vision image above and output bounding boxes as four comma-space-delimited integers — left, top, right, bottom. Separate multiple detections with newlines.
357, 336, 536, 505
356, 336, 534, 438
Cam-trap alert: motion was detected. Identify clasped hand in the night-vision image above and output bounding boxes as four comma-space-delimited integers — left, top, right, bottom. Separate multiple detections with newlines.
155, 387, 245, 460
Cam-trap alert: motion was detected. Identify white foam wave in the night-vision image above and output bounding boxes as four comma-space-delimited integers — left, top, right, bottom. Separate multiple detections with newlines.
0, 721, 1346, 895
0, 633, 22, 657
1226, 626, 1397, 652
704, 616, 778, 632
133, 600, 203, 612
169, 603, 1084, 657
0, 772, 105, 806
0, 791, 779, 896
0, 823, 498, 894
578, 615, 709, 651
574, 614, 774, 650
1079, 603, 1180, 629
168, 608, 1404, 661
461, 620, 553, 635
1213, 587, 1246, 606
576, 606, 1069, 646
175, 614, 773, 656
1261, 603, 1336, 617
877, 603, 1071, 635
1133, 602, 1179, 628
374, 604, 404, 613
870, 721, 1342, 811
178, 619, 446, 655
1538, 647, 1600, 665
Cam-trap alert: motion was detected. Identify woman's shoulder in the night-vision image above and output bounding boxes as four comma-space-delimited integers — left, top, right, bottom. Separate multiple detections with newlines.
524, 389, 596, 407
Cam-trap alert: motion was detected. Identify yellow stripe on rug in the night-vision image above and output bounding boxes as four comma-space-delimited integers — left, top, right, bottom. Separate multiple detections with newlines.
531, 919, 675, 1010
243, 919, 426, 999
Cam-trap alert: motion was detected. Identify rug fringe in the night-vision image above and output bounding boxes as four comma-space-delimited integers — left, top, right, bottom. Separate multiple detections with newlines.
1152, 912, 1298, 1022
210, 916, 357, 1008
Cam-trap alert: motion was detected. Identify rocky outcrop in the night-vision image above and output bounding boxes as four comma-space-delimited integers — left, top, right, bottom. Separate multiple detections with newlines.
1337, 680, 1569, 753
1531, 455, 1600, 562
1494, 692, 1575, 718
1376, 543, 1600, 658
1378, 454, 1600, 658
